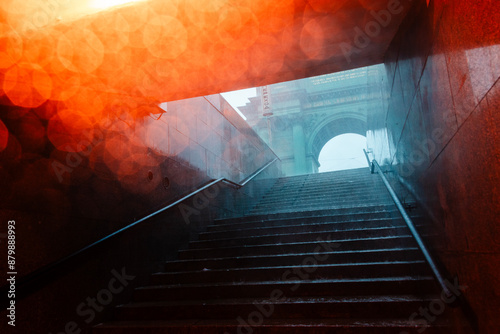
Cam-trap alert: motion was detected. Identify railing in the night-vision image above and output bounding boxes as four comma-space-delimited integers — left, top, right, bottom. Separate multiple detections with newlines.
1, 157, 279, 307
363, 149, 453, 298
221, 158, 279, 189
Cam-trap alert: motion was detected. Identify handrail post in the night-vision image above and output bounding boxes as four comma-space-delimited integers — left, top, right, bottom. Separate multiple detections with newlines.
369, 157, 453, 298
363, 149, 375, 174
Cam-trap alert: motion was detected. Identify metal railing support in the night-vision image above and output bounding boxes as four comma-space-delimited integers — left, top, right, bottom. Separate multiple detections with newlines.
1, 157, 279, 306
363, 149, 452, 298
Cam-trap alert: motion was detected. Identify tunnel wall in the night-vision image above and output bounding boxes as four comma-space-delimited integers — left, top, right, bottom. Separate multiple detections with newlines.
0, 93, 280, 285
0, 93, 281, 333
368, 0, 500, 332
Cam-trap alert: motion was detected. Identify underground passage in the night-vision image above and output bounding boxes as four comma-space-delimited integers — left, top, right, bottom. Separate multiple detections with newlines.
0, 0, 498, 333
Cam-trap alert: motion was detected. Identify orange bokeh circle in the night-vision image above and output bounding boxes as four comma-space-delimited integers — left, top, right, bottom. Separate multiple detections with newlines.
217, 6, 260, 51
57, 28, 105, 74
3, 62, 52, 108
0, 26, 23, 69
143, 16, 188, 60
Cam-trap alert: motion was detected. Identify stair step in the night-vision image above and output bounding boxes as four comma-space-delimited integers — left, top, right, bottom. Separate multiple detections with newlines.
178, 235, 418, 259
275, 172, 374, 181
202, 217, 407, 240
201, 218, 410, 240
261, 185, 388, 197
93, 318, 450, 334
264, 185, 384, 195
253, 197, 391, 208
273, 177, 376, 186
213, 205, 401, 225
191, 226, 412, 249
251, 197, 394, 209
260, 187, 388, 199
250, 202, 396, 214
149, 261, 430, 285
271, 170, 374, 183
136, 276, 437, 301
255, 193, 392, 202
165, 248, 423, 271
113, 295, 439, 321
209, 211, 405, 232
94, 168, 453, 333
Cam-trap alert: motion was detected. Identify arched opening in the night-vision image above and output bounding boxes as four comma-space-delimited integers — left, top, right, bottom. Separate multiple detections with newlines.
318, 133, 367, 172
308, 117, 367, 174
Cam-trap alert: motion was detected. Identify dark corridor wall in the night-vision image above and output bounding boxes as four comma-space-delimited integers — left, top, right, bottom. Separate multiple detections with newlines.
0, 94, 279, 276
369, 0, 500, 332
0, 94, 280, 333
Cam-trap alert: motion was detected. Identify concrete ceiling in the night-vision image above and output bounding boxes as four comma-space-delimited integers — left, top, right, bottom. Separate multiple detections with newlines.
0, 0, 413, 108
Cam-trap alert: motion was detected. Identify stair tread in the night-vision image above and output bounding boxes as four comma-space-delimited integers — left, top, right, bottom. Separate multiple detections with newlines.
94, 317, 450, 328
167, 247, 421, 264
119, 295, 439, 308
206, 217, 410, 233
180, 235, 415, 253
198, 225, 411, 243
250, 205, 395, 215
213, 205, 403, 223
210, 215, 409, 231
153, 260, 426, 276
212, 212, 403, 225
140, 276, 435, 289
95, 168, 451, 332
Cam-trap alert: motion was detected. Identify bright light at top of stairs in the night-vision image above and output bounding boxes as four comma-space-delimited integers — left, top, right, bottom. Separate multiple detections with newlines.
90, 0, 145, 10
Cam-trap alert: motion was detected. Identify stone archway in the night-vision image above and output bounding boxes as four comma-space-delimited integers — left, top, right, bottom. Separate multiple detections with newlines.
238, 65, 386, 176
308, 116, 367, 169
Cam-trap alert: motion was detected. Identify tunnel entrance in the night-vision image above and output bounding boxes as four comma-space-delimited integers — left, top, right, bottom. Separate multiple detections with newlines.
226, 64, 387, 176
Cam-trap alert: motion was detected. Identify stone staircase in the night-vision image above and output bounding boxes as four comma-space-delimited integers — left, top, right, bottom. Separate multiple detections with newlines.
93, 168, 453, 333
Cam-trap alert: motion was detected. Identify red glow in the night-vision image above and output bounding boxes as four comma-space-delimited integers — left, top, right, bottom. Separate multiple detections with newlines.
0, 0, 304, 119
0, 118, 8, 152
306, 0, 348, 13
105, 134, 131, 161
3, 63, 52, 108
0, 0, 419, 187
0, 27, 22, 69
217, 6, 259, 51
49, 70, 81, 102
357, 0, 389, 11
57, 28, 105, 74
47, 109, 95, 152
249, 35, 284, 79
143, 16, 188, 59
18, 113, 46, 152
300, 18, 326, 60
20, 30, 56, 69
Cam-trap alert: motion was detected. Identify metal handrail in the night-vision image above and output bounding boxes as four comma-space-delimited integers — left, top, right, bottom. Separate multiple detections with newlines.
363, 148, 373, 173
1, 157, 279, 306
227, 158, 279, 188
363, 149, 452, 298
